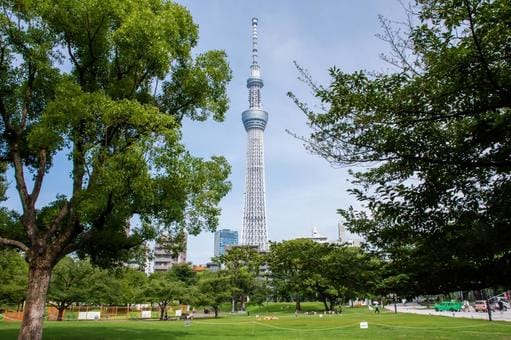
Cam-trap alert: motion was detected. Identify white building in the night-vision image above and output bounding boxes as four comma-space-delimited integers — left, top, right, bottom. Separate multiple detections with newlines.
337, 223, 363, 247
296, 227, 329, 244
153, 243, 186, 272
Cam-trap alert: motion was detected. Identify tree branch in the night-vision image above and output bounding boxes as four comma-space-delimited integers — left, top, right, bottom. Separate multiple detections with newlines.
45, 201, 70, 242
11, 145, 31, 214
59, 191, 115, 255
60, 228, 91, 255
19, 60, 35, 131
464, 0, 502, 93
29, 148, 47, 206
378, 15, 420, 76
0, 236, 29, 252
0, 96, 12, 131
66, 37, 84, 82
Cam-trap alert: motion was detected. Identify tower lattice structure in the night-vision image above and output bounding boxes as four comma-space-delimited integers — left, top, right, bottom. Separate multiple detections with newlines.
241, 18, 269, 252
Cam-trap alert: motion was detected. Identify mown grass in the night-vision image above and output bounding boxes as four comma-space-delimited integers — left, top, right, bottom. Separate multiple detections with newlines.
1, 303, 510, 339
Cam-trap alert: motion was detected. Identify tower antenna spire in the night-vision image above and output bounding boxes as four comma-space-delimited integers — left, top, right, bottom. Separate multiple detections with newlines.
252, 17, 258, 65
249, 17, 261, 83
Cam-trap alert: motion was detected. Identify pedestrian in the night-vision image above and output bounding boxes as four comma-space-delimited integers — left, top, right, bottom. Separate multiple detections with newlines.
374, 302, 380, 314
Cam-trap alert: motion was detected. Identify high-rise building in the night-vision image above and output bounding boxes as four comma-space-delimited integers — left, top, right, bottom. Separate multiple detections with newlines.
153, 241, 187, 272
241, 18, 269, 252
214, 229, 239, 257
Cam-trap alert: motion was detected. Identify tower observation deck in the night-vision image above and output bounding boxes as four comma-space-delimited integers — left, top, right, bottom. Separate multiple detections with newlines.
240, 17, 268, 252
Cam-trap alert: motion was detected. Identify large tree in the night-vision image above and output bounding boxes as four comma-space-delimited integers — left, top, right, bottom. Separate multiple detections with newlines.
291, 0, 511, 295
0, 1, 231, 338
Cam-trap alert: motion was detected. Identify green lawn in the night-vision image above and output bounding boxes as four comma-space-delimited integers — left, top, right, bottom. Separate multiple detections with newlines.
1, 304, 510, 339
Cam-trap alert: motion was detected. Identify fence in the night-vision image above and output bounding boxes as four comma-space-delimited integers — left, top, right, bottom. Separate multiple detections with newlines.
2, 304, 189, 321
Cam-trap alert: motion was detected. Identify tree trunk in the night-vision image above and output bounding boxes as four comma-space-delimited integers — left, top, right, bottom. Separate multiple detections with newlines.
159, 302, 167, 320
214, 306, 218, 318
295, 299, 301, 312
241, 296, 246, 311
18, 262, 52, 340
322, 297, 329, 311
328, 299, 335, 312
57, 306, 65, 321
231, 297, 236, 312
338, 298, 344, 314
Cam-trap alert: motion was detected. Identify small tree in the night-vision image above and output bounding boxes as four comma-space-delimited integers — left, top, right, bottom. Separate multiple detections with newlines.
114, 267, 148, 309
145, 272, 186, 320
216, 246, 262, 312
320, 245, 382, 311
84, 268, 123, 307
197, 271, 231, 318
0, 248, 28, 310
266, 239, 320, 312
47, 257, 93, 321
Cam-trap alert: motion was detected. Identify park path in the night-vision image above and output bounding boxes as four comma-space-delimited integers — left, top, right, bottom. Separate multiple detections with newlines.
384, 304, 511, 322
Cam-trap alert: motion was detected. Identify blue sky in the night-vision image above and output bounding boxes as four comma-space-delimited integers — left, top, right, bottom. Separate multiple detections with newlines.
3, 0, 407, 265
178, 0, 406, 263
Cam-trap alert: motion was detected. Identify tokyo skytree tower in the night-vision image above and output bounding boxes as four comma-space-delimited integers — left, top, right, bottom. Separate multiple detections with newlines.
240, 18, 269, 252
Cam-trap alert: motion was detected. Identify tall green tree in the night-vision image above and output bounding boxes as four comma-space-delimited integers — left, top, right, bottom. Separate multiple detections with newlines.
291, 0, 511, 295
0, 1, 231, 338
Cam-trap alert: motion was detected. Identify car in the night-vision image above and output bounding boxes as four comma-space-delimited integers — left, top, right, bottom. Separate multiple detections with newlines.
474, 300, 491, 312
434, 300, 463, 312
493, 298, 510, 311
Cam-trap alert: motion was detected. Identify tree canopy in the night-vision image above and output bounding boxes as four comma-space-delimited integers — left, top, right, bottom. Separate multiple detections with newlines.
0, 249, 27, 307
267, 240, 380, 311
290, 0, 511, 294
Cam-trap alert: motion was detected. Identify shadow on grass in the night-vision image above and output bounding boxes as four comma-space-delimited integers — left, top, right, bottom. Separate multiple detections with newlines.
0, 321, 192, 340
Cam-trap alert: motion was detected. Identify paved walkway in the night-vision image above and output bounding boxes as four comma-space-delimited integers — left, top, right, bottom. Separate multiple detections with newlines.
384, 304, 511, 322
